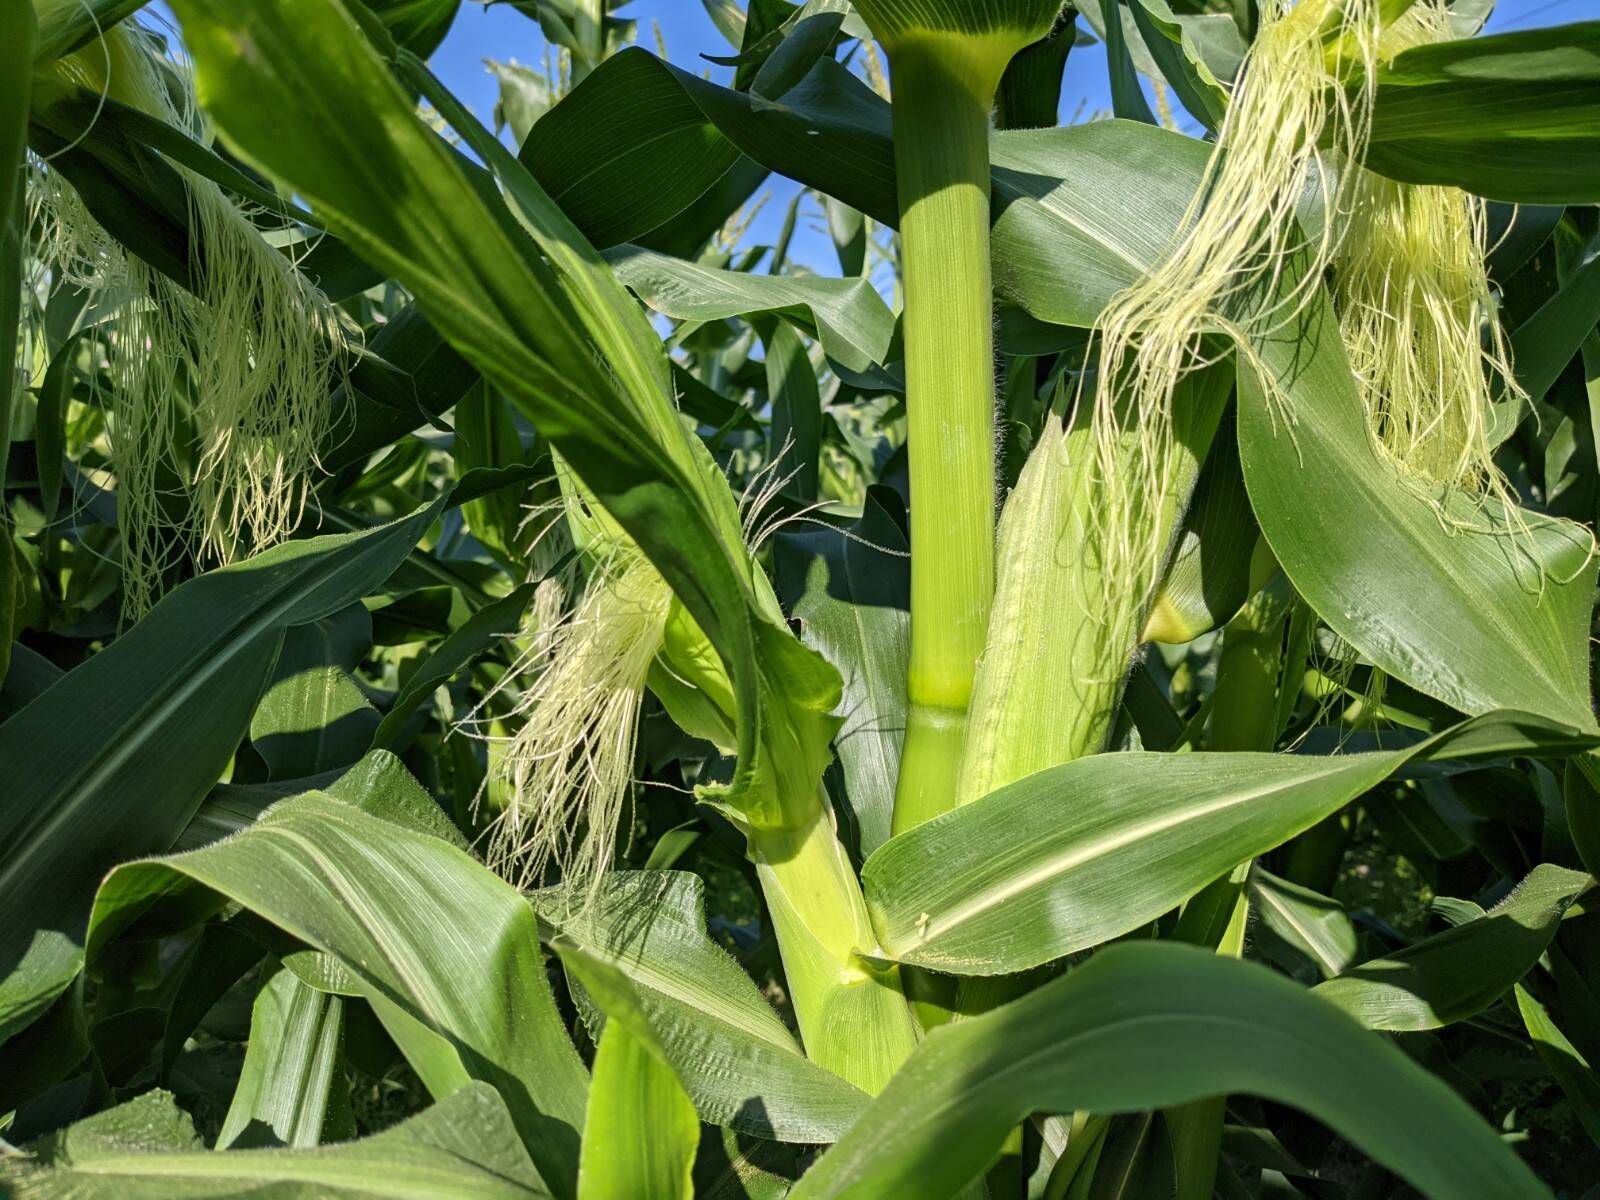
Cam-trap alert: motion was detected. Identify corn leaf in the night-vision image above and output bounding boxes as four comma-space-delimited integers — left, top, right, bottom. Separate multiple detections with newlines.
560, 947, 699, 1200
217, 967, 349, 1150
87, 792, 590, 1197
1366, 22, 1600, 204
518, 44, 745, 248
371, 582, 538, 752
862, 711, 1598, 975
607, 244, 896, 375
775, 489, 911, 858
790, 943, 1549, 1200
1517, 982, 1600, 1148
250, 605, 382, 780
1248, 866, 1359, 980
169, 0, 841, 833
1512, 228, 1600, 405
0, 502, 441, 1048
0, 1082, 550, 1198
366, 0, 462, 55
29, 0, 144, 66
537, 872, 871, 1142
849, 0, 1063, 45
1239, 283, 1598, 730
1312, 864, 1593, 1031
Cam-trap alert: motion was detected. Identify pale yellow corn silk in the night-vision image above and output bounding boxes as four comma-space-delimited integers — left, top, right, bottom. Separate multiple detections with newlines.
1334, 3, 1521, 509
31, 23, 343, 617
1078, 0, 1382, 685
477, 542, 674, 909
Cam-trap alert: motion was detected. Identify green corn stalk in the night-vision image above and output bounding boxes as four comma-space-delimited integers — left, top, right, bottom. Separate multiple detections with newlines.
849, 0, 1066, 835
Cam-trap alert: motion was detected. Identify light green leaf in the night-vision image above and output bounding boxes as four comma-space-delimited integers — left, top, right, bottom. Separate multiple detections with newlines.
30, 0, 144, 65
179, 748, 466, 853
1239, 281, 1598, 730
537, 872, 870, 1143
0, 1083, 551, 1198
1313, 864, 1592, 1031
218, 966, 350, 1150
1248, 866, 1359, 980
608, 244, 896, 374
0, 502, 441, 1048
775, 490, 910, 858
560, 947, 699, 1200
790, 943, 1549, 1200
850, 0, 1063, 45
1517, 982, 1600, 1147
87, 794, 589, 1198
862, 711, 1598, 975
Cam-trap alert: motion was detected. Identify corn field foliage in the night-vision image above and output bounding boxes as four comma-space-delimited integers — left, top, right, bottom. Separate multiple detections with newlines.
4, 0, 1600, 1196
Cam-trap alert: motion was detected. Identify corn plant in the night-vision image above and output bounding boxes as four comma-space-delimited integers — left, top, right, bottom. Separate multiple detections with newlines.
3, 0, 1600, 1197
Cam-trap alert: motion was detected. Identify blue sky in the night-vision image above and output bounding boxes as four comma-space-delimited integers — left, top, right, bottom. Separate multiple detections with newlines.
424, 0, 1593, 274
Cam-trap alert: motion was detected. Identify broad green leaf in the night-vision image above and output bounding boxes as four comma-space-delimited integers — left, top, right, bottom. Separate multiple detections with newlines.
1248, 866, 1358, 980
1512, 228, 1600, 405
790, 943, 1549, 1200
1239, 282, 1598, 730
1126, 0, 1235, 130
87, 794, 589, 1198
519, 48, 743, 248
608, 244, 896, 375
995, 9, 1076, 131
1312, 864, 1592, 1031
178, 748, 466, 853
538, 872, 871, 1142
0, 503, 440, 1048
171, 0, 840, 834
372, 582, 537, 751
250, 605, 382, 780
1517, 982, 1600, 1147
560, 947, 698, 1200
862, 711, 1598, 975
763, 321, 821, 499
218, 966, 350, 1149
775, 489, 910, 858
0, 1082, 551, 1198
1365, 22, 1600, 204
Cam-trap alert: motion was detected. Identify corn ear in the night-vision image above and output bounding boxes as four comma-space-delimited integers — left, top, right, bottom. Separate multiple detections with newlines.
956, 363, 1230, 804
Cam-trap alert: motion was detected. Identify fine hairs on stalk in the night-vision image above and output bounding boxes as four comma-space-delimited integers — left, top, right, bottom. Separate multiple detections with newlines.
1334, 1, 1520, 507
32, 22, 344, 616
1077, 0, 1382, 683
